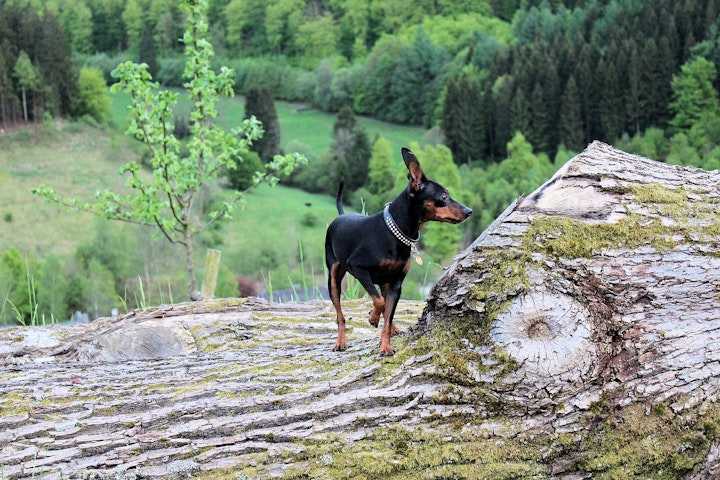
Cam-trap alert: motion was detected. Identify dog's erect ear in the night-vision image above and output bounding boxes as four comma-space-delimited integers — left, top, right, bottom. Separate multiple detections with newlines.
401, 147, 425, 192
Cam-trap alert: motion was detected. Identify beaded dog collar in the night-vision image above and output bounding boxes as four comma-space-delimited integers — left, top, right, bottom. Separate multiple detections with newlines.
383, 204, 422, 265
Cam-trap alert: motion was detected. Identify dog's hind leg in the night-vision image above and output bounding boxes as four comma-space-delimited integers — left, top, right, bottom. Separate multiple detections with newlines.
377, 283, 403, 336
348, 269, 385, 329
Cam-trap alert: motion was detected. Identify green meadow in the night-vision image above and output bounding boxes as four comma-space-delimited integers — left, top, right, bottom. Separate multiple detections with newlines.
110, 91, 426, 159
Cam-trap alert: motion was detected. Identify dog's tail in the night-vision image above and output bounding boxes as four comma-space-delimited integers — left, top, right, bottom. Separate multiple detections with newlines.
336, 177, 345, 215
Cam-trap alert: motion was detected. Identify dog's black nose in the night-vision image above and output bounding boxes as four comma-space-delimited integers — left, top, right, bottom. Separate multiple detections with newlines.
464, 207, 473, 216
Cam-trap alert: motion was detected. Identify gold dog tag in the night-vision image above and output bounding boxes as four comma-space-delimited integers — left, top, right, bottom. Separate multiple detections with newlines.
411, 244, 422, 265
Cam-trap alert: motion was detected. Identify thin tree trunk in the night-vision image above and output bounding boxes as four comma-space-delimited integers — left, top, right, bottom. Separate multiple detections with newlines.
185, 225, 197, 301
20, 86, 27, 122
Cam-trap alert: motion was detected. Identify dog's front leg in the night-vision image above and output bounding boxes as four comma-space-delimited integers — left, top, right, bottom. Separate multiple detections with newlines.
379, 284, 402, 356
379, 283, 402, 336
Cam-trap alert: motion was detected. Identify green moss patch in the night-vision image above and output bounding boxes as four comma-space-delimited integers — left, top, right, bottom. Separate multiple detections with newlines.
525, 214, 676, 258
629, 183, 690, 205
525, 182, 720, 260
279, 426, 546, 480
465, 248, 531, 324
565, 401, 720, 479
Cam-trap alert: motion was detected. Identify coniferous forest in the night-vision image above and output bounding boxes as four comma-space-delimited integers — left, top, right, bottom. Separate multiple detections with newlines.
1, 0, 720, 322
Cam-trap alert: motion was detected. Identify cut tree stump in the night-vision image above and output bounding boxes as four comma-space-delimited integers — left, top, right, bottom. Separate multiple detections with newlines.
2, 141, 720, 479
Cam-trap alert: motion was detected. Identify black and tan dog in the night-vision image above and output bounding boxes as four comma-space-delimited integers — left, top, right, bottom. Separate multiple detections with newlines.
324, 147, 472, 356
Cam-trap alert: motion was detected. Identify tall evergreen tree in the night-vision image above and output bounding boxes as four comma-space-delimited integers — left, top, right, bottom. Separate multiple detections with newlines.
397, 29, 446, 126
575, 43, 595, 144
558, 75, 584, 151
598, 56, 624, 142
37, 9, 76, 117
641, 37, 675, 127
0, 48, 14, 128
625, 43, 643, 135
441, 67, 487, 164
510, 88, 531, 140
490, 73, 513, 159
244, 85, 282, 161
333, 103, 357, 134
330, 105, 370, 192
138, 22, 158, 78
527, 84, 550, 153
531, 50, 561, 155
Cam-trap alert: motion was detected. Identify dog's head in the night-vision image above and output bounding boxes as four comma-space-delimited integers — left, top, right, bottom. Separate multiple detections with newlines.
401, 147, 472, 224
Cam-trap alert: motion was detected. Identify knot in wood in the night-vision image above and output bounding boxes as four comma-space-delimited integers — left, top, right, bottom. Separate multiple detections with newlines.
491, 291, 595, 378
525, 317, 553, 340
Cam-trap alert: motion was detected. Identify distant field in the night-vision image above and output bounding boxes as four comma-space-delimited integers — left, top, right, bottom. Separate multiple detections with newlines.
0, 124, 134, 257
110, 91, 427, 160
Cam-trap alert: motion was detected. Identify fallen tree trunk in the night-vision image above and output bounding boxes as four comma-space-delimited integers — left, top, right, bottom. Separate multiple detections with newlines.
2, 142, 720, 479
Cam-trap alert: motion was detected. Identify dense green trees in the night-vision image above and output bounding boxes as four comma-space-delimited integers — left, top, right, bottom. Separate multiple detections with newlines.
6, 0, 720, 169
0, 3, 76, 126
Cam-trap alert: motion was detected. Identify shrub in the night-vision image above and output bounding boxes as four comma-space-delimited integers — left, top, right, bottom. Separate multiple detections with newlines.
157, 56, 186, 87
301, 211, 318, 227
237, 276, 258, 297
228, 56, 313, 102
75, 67, 111, 124
227, 149, 264, 190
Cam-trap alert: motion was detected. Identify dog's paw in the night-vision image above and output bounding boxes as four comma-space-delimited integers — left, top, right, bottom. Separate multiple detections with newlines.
333, 342, 348, 352
379, 345, 395, 356
368, 310, 380, 328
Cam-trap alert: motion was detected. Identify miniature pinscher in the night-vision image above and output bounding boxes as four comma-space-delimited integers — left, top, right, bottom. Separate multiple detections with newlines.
324, 147, 472, 356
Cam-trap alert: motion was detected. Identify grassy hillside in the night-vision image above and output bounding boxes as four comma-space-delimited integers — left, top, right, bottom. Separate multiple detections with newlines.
0, 124, 133, 257
110, 91, 426, 159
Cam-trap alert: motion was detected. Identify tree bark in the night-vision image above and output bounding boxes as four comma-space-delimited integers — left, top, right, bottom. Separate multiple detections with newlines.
420, 140, 720, 416
2, 142, 720, 479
